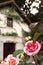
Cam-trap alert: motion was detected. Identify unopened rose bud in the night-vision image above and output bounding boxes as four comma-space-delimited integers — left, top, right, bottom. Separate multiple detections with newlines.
20, 54, 25, 60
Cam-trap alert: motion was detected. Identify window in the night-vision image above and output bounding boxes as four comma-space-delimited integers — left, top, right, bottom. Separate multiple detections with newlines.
7, 17, 13, 27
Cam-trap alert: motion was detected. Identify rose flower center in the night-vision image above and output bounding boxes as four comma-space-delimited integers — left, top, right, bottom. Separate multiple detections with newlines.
27, 42, 38, 52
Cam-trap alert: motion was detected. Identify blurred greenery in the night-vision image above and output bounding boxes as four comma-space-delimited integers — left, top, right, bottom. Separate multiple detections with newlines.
22, 29, 34, 37
23, 53, 30, 60
18, 61, 35, 65
15, 0, 25, 7
18, 60, 27, 65
8, 14, 21, 20
22, 22, 43, 42
2, 32, 18, 36
13, 50, 23, 57
40, 61, 43, 65
37, 53, 43, 60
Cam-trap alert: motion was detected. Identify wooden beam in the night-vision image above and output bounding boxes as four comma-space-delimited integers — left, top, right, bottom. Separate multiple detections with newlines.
0, 0, 13, 6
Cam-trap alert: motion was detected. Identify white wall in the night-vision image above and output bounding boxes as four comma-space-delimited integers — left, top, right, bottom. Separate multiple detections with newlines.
0, 11, 31, 60
0, 13, 7, 27
0, 36, 24, 60
0, 13, 16, 34
1, 27, 16, 34
0, 42, 3, 60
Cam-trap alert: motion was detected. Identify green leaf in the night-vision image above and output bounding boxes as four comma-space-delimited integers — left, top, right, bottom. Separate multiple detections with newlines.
37, 24, 43, 33
2, 32, 18, 36
8, 14, 21, 20
24, 53, 30, 60
18, 60, 27, 65
37, 34, 43, 42
27, 63, 35, 65
22, 29, 34, 37
37, 54, 43, 60
18, 61, 35, 65
40, 61, 43, 65
33, 32, 40, 42
13, 50, 23, 57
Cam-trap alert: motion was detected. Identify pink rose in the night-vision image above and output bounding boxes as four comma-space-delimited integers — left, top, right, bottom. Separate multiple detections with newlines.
1, 61, 6, 65
7, 54, 19, 65
24, 41, 41, 56
7, 54, 13, 60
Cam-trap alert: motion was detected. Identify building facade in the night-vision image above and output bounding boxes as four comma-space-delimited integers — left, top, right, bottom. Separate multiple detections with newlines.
0, 8, 30, 60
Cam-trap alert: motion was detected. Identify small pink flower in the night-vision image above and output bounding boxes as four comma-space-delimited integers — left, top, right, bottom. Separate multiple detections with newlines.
24, 41, 41, 56
1, 61, 6, 65
7, 54, 19, 65
7, 54, 13, 60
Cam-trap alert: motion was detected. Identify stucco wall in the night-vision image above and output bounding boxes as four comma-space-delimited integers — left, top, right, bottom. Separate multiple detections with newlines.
0, 36, 24, 60
0, 10, 30, 60
0, 43, 3, 60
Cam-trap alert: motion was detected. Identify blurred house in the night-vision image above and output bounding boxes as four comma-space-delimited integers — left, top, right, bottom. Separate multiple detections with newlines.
0, 7, 30, 60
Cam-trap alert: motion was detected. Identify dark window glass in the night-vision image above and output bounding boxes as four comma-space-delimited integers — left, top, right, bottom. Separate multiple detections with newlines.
7, 17, 13, 27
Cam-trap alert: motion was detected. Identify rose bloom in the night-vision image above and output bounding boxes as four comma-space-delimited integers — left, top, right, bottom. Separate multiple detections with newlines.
24, 41, 41, 56
7, 54, 13, 60
7, 54, 19, 65
0, 61, 6, 65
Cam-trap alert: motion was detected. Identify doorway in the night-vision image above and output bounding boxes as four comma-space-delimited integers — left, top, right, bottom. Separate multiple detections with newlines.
3, 42, 15, 59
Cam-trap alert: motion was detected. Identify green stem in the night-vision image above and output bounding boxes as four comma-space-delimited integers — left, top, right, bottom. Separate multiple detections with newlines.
33, 56, 38, 65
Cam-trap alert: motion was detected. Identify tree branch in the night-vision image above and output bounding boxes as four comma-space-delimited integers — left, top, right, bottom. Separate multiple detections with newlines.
0, 0, 13, 6
0, 0, 32, 25
12, 0, 31, 25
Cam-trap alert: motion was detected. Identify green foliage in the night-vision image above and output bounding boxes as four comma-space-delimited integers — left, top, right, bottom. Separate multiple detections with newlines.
26, 63, 35, 65
2, 32, 18, 36
17, 62, 43, 65
13, 50, 30, 60
28, 13, 41, 22
37, 24, 43, 33
18, 61, 35, 65
18, 61, 27, 65
24, 53, 30, 60
23, 22, 43, 42
37, 34, 43, 42
15, 0, 25, 7
13, 50, 23, 57
22, 29, 34, 37
8, 14, 21, 20
37, 53, 43, 60
36, 24, 43, 42
40, 61, 43, 65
